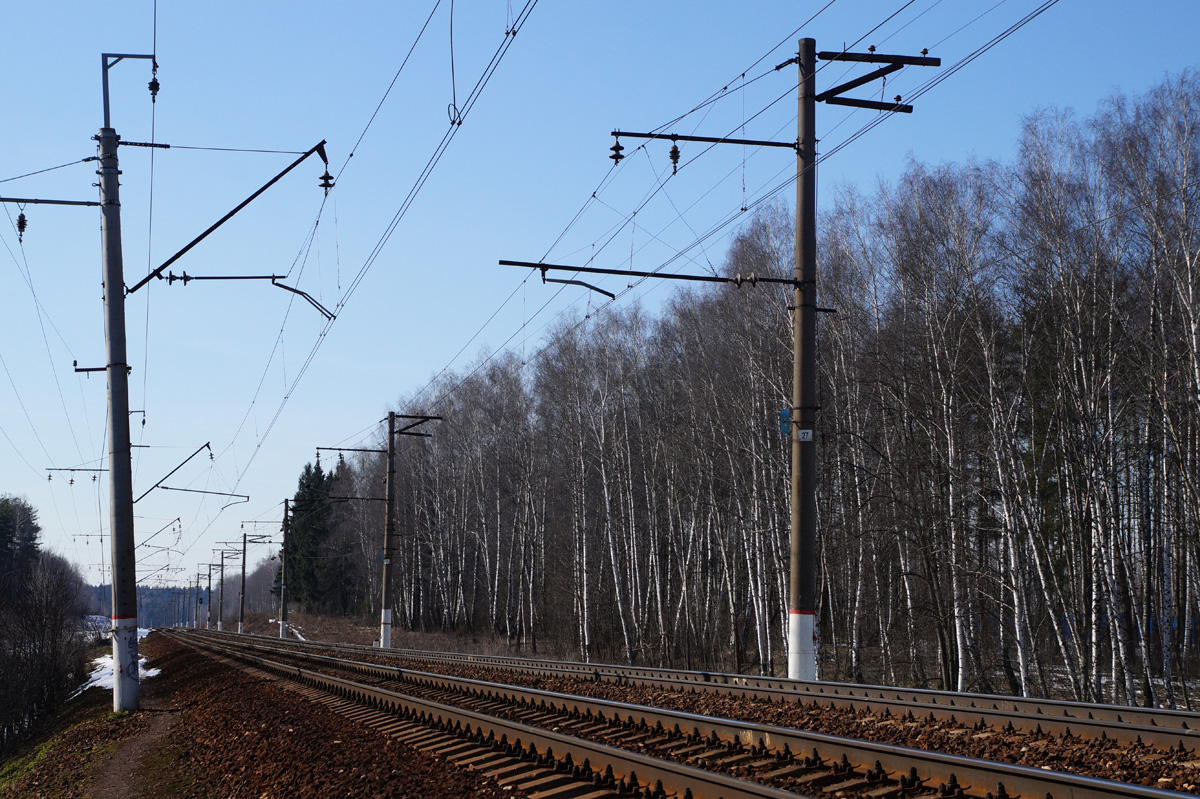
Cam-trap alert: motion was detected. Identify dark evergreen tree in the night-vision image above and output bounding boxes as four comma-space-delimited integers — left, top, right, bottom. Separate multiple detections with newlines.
286, 462, 334, 611
0, 494, 41, 601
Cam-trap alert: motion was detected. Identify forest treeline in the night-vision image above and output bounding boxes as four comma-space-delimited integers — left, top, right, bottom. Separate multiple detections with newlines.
284, 73, 1200, 707
0, 495, 91, 757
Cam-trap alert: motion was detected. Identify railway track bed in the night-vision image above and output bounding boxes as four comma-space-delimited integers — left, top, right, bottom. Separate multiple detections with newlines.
178, 631, 1200, 798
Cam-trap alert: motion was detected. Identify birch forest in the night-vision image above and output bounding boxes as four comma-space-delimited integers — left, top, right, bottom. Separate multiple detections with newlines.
287, 73, 1200, 707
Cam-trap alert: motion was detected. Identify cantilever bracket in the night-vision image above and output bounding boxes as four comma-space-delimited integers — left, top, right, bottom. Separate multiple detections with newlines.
503, 259, 804, 290
166, 271, 286, 286
134, 441, 213, 504
128, 140, 330, 294
813, 49, 941, 115
541, 267, 615, 300
73, 359, 131, 375
152, 271, 334, 319
272, 279, 335, 320
0, 196, 100, 207
610, 130, 797, 152
155, 485, 250, 509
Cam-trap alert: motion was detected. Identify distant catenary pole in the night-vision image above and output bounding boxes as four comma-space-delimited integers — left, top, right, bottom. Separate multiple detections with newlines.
380, 412, 397, 648
239, 528, 247, 633
279, 499, 289, 639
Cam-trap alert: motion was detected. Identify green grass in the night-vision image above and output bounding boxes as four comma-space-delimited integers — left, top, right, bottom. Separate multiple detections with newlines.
0, 738, 58, 789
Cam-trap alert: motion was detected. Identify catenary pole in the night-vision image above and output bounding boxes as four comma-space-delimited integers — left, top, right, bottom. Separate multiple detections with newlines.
784, 39, 939, 679
513, 38, 933, 682
206, 565, 212, 629
218, 552, 226, 631
239, 529, 248, 633
100, 121, 140, 709
279, 499, 289, 639
380, 412, 397, 648
100, 50, 155, 712
789, 38, 819, 681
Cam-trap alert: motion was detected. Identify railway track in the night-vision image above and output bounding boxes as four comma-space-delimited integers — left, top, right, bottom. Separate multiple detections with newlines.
196, 629, 1200, 749
176, 630, 1196, 799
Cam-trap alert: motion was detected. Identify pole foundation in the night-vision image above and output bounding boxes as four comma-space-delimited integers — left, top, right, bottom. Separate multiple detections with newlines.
111, 617, 139, 708
380, 608, 392, 649
788, 611, 816, 680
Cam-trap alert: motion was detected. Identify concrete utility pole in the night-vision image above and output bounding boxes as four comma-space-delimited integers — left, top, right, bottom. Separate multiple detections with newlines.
279, 499, 289, 639
206, 565, 213, 629
786, 39, 939, 679
380, 412, 397, 648
239, 529, 247, 633
570, 39, 937, 682
233, 528, 274, 633
100, 50, 156, 712
789, 38, 819, 681
376, 412, 440, 648
218, 552, 227, 631
198, 571, 205, 627
100, 107, 139, 707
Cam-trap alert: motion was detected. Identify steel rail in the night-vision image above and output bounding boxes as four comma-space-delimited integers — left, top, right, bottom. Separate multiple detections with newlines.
196, 629, 1199, 742
175, 633, 815, 799
376, 650, 1200, 732
185, 631, 1194, 799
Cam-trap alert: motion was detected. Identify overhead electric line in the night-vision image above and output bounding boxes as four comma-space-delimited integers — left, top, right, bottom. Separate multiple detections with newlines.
0, 158, 94, 184
408, 3, 947, 406
176, 1, 543, 559
408, 0, 1061, 423
193, 0, 1057, 563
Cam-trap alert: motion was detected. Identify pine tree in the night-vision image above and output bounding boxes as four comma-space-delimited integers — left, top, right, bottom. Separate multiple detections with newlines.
0, 495, 41, 601
286, 462, 334, 611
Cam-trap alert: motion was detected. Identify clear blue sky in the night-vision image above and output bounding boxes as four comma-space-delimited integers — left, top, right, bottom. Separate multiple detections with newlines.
2, 0, 1196, 588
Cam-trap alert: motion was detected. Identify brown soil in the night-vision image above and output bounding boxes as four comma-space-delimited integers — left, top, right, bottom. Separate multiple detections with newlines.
0, 674, 151, 799
1, 632, 528, 799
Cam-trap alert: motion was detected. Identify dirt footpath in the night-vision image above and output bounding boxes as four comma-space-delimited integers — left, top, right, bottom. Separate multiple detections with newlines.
2, 632, 525, 799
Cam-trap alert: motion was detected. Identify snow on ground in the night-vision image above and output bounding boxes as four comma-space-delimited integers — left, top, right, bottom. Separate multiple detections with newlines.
71, 628, 161, 699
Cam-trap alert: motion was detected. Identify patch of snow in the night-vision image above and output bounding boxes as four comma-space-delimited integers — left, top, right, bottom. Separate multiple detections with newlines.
71, 629, 161, 699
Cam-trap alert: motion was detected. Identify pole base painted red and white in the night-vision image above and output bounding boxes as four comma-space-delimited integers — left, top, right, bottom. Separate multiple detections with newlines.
787, 610, 816, 681
380, 608, 392, 649
112, 616, 139, 711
